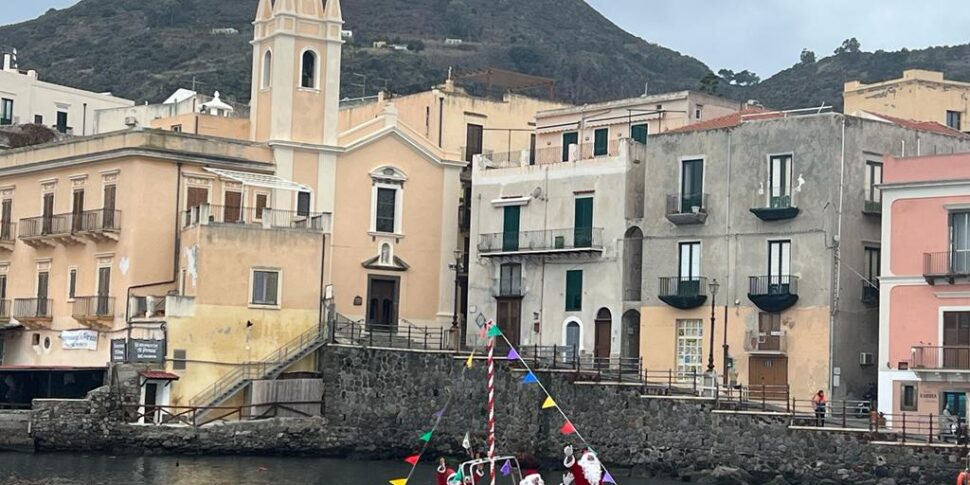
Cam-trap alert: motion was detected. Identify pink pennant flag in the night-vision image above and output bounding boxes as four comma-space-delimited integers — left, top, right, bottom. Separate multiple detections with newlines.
404, 454, 420, 466
560, 420, 576, 435
479, 325, 488, 339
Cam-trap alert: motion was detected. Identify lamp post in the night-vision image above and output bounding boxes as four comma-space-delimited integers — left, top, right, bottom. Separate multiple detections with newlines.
722, 304, 730, 386
707, 278, 719, 374
449, 249, 464, 351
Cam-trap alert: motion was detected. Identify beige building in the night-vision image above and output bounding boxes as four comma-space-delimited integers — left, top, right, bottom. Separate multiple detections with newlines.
845, 69, 970, 133
0, 48, 133, 135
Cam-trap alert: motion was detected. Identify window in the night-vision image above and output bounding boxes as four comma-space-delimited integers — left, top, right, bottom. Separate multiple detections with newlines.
631, 123, 648, 144
56, 111, 68, 133
680, 159, 704, 213
375, 188, 396, 233
574, 197, 593, 248
679, 242, 701, 280
768, 240, 791, 279
768, 155, 793, 208
565, 270, 583, 311
170, 124, 182, 133
0, 273, 6, 300
864, 160, 883, 211
593, 128, 608, 156
103, 184, 117, 230
297, 191, 311, 217
1, 198, 11, 240
32, 333, 40, 346
0, 98, 12, 125
951, 212, 970, 273
900, 384, 917, 411
561, 131, 578, 161
864, 246, 881, 283
676, 319, 704, 377
173, 349, 187, 371
42, 192, 55, 235
251, 270, 280, 306
186, 186, 208, 211
502, 205, 520, 252
300, 50, 317, 88
255, 193, 268, 220
499, 263, 522, 296
695, 104, 703, 119
68, 268, 77, 300
261, 50, 272, 88
72, 188, 84, 232
947, 110, 962, 130
33, 115, 42, 125
465, 124, 483, 163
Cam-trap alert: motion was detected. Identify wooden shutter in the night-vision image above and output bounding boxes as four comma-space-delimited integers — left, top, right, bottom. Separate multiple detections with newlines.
574, 197, 593, 247
566, 270, 583, 311
103, 185, 116, 229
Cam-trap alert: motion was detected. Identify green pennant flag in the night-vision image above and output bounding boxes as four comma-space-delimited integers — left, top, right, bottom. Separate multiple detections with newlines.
487, 325, 502, 338
419, 430, 433, 442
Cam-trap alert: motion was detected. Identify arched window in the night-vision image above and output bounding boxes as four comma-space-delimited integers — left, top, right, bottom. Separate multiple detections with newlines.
301, 50, 317, 88
261, 50, 272, 88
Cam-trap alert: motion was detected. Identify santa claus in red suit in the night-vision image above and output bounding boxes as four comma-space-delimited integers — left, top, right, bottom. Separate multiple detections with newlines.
436, 458, 460, 485
562, 445, 603, 485
518, 453, 545, 485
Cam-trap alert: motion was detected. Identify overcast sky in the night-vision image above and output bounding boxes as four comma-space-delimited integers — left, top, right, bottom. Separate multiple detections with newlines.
4, 1, 970, 77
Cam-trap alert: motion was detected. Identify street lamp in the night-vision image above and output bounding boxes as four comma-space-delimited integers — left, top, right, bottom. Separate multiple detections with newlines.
449, 249, 464, 329
707, 278, 720, 374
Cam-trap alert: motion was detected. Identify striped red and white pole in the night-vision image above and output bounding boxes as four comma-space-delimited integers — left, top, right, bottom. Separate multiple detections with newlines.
487, 322, 496, 485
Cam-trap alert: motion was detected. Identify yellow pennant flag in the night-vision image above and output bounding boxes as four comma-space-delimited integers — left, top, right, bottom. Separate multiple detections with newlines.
389, 479, 408, 485
542, 396, 557, 409
466, 351, 475, 368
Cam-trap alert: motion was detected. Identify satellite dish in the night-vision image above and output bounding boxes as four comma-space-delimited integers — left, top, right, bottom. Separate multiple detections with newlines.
531, 187, 543, 199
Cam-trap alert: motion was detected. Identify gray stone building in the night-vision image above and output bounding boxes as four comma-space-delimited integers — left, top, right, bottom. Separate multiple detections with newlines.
634, 109, 970, 400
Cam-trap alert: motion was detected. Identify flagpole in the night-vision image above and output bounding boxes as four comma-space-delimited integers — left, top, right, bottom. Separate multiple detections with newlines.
486, 322, 497, 485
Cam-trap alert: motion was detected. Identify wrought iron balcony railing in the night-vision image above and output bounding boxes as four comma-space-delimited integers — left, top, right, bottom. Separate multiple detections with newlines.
657, 276, 708, 309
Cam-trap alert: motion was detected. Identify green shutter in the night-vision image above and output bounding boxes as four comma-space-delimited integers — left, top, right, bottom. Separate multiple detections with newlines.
631, 124, 648, 144
503, 206, 520, 251
562, 132, 579, 161
574, 197, 593, 248
565, 270, 583, 311
593, 128, 608, 156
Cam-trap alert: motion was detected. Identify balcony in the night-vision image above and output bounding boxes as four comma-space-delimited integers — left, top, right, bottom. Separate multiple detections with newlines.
923, 251, 970, 285
72, 296, 115, 328
749, 191, 799, 221
657, 276, 708, 309
862, 280, 879, 306
18, 214, 79, 247
0, 221, 14, 251
863, 198, 882, 216
183, 204, 332, 233
129, 294, 195, 321
12, 298, 53, 328
0, 300, 9, 324
477, 228, 604, 257
483, 140, 623, 169
665, 193, 709, 225
75, 209, 121, 241
747, 275, 799, 312
744, 329, 787, 354
911, 346, 970, 373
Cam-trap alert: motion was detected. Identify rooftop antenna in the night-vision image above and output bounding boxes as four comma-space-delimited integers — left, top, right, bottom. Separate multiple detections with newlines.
643, 81, 649, 97
191, 76, 205, 93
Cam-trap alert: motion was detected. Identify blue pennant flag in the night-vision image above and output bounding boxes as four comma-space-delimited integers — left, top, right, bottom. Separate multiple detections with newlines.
500, 460, 512, 476
522, 372, 539, 384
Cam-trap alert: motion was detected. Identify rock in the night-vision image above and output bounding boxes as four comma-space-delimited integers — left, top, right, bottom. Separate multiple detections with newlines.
876, 479, 897, 485
763, 475, 790, 485
696, 466, 753, 485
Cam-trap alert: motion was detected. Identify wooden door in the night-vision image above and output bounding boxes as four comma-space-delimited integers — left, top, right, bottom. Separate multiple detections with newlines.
367, 278, 397, 332
594, 309, 612, 359
72, 189, 84, 231
223, 191, 242, 223
42, 193, 54, 234
574, 197, 593, 248
97, 267, 111, 315
36, 272, 49, 316
1, 199, 10, 240
748, 356, 788, 400
103, 185, 117, 229
465, 124, 483, 162
496, 298, 521, 348
186, 187, 208, 210
144, 382, 159, 423
943, 311, 970, 369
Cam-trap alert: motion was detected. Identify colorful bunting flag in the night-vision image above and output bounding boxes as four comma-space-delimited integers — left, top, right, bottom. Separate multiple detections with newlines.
419, 430, 433, 442
389, 479, 408, 485
433, 407, 445, 420
453, 469, 464, 481
465, 352, 475, 369
486, 325, 503, 338
542, 396, 557, 409
462, 431, 471, 450
500, 459, 512, 476
603, 470, 616, 483
404, 454, 420, 466
521, 372, 539, 384
560, 420, 576, 435
506, 348, 520, 360
479, 325, 488, 339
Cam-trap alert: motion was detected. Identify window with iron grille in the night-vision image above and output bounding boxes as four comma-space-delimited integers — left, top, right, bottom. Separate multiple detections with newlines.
676, 319, 704, 378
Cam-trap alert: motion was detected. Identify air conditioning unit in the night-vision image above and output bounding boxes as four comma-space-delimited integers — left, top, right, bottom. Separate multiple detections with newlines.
124, 116, 138, 127
859, 352, 875, 366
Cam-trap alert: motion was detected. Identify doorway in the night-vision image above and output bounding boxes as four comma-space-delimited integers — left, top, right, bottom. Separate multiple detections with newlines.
594, 308, 612, 359
144, 382, 159, 423
367, 276, 399, 332
223, 191, 242, 223
748, 356, 789, 399
622, 310, 640, 359
942, 391, 968, 421
496, 298, 521, 349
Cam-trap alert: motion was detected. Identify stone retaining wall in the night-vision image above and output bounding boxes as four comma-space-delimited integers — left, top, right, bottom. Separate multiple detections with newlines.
28, 346, 970, 484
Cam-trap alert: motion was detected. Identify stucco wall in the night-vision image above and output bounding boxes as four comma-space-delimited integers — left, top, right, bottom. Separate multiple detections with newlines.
845, 70, 970, 132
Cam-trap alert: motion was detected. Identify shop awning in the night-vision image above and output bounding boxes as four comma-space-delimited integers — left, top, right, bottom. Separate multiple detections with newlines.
140, 370, 180, 381
204, 167, 312, 192
0, 322, 22, 331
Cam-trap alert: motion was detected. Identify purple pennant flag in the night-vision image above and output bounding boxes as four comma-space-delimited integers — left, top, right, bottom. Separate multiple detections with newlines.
603, 470, 616, 483
432, 407, 445, 420
507, 348, 520, 361
500, 459, 512, 476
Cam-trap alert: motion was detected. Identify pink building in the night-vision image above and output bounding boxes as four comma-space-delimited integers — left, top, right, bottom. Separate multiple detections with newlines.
881, 151, 970, 424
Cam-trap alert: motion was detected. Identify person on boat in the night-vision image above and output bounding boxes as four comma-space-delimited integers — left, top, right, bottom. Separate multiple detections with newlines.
811, 390, 827, 427
517, 453, 544, 485
437, 457, 460, 485
957, 465, 969, 485
469, 451, 486, 484
563, 445, 604, 485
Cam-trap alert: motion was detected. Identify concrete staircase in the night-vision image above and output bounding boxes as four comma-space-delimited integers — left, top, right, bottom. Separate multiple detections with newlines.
189, 324, 329, 409
0, 412, 34, 452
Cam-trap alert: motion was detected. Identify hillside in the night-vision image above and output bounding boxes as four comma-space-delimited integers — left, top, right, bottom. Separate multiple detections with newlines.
0, 0, 712, 105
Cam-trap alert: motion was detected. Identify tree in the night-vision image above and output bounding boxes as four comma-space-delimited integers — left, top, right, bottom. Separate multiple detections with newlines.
406, 40, 426, 52
717, 69, 735, 81
732, 70, 760, 86
446, 0, 472, 38
699, 72, 719, 95
800, 48, 816, 64
834, 38, 861, 55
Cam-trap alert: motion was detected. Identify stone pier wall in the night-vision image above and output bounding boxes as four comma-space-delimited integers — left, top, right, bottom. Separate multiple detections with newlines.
28, 346, 970, 483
